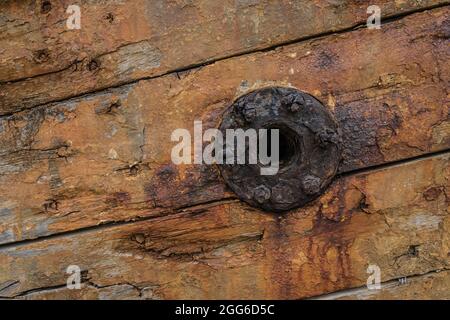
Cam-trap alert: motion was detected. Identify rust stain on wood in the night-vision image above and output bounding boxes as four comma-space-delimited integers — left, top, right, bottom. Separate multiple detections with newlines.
0, 1, 449, 300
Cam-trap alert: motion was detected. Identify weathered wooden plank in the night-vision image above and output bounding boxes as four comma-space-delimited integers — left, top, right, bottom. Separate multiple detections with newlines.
0, 7, 449, 245
314, 270, 450, 300
0, 152, 448, 299
0, 0, 448, 113
13, 270, 450, 300
13, 283, 148, 300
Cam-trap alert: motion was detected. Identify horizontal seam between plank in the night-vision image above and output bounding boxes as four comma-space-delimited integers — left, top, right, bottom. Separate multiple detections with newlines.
0, 148, 448, 250
307, 268, 450, 300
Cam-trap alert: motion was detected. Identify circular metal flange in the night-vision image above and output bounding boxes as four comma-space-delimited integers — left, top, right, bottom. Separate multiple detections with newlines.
218, 87, 342, 212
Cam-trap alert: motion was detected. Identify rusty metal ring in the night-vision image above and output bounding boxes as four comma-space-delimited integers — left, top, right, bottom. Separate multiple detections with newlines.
218, 87, 342, 212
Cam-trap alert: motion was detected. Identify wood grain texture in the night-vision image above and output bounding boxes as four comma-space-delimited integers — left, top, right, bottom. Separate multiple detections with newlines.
0, 0, 448, 113
0, 7, 449, 245
0, 3, 449, 300
0, 152, 449, 299
314, 270, 450, 300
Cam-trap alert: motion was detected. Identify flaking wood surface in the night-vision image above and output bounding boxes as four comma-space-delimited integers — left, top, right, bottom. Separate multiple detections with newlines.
0, 153, 449, 299
315, 270, 450, 300
0, 0, 448, 113
0, 2, 449, 300
0, 7, 448, 245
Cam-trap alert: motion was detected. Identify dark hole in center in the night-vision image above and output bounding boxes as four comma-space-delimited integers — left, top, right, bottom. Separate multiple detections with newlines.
217, 124, 300, 167
41, 1, 52, 13
264, 125, 299, 169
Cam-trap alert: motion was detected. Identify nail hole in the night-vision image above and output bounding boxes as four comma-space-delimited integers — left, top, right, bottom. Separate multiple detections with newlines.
423, 186, 441, 201
88, 59, 100, 71
359, 194, 370, 212
129, 164, 139, 176
41, 1, 52, 14
407, 245, 420, 257
43, 199, 59, 212
105, 13, 114, 23
109, 100, 121, 111
33, 49, 50, 63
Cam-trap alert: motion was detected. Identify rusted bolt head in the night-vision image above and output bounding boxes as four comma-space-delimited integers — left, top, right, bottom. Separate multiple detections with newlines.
317, 127, 342, 147
218, 87, 341, 212
271, 183, 296, 204
253, 185, 271, 204
289, 103, 301, 112
302, 175, 322, 195
282, 93, 305, 112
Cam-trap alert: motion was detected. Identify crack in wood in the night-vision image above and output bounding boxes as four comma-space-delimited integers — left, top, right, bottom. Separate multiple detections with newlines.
1, 3, 449, 117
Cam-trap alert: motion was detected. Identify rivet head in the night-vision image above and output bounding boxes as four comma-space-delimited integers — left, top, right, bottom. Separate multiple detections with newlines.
282, 93, 305, 112
317, 128, 342, 147
253, 185, 271, 204
302, 175, 322, 195
218, 87, 342, 213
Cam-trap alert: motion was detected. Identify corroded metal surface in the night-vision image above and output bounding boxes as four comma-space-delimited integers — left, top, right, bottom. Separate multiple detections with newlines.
218, 87, 341, 212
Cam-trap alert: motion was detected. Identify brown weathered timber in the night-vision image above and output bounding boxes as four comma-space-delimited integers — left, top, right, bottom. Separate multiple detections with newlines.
313, 270, 450, 300
10, 270, 450, 300
0, 8, 449, 245
0, 0, 448, 113
12, 270, 450, 300
0, 152, 449, 299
